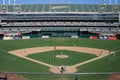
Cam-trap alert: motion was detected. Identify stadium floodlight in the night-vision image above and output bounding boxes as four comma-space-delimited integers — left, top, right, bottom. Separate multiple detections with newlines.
14, 0, 16, 5
110, 0, 118, 5
9, 0, 11, 5
104, 0, 106, 5
109, 0, 112, 4
115, 0, 117, 4
50, 0, 70, 4
3, 0, 5, 4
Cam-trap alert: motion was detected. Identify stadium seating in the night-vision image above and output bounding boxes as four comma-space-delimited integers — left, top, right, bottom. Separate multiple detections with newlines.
0, 4, 120, 12
8, 5, 14, 12
0, 27, 41, 34
0, 4, 120, 37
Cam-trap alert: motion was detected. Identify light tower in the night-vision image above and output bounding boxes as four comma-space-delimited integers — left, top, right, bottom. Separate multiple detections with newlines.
104, 0, 106, 5
3, 0, 5, 4
50, 0, 70, 4
110, 0, 118, 5
14, 0, 16, 5
109, 0, 112, 4
9, 0, 11, 5
115, 0, 117, 4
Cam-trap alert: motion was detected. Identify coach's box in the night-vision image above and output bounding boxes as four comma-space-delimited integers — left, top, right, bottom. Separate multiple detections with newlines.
22, 36, 30, 39
42, 35, 49, 38
71, 35, 78, 38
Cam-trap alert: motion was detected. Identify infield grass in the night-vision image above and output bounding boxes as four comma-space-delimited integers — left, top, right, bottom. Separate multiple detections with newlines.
27, 50, 97, 66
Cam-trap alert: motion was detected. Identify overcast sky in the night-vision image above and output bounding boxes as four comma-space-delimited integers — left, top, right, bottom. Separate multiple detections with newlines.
0, 0, 120, 4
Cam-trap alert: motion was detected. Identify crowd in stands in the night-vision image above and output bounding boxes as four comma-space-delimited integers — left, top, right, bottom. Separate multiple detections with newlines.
4, 22, 118, 26
0, 27, 41, 34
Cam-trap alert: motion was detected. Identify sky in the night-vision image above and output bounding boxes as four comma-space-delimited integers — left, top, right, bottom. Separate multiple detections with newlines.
0, 0, 120, 4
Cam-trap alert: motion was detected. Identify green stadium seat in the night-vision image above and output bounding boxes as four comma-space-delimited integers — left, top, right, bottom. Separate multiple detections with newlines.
30, 4, 37, 12
44, 4, 50, 12
14, 5, 21, 12
112, 5, 119, 12
28, 5, 33, 12
0, 5, 1, 12
88, 5, 95, 12
76, 5, 83, 12
69, 4, 76, 12
1, 4, 119, 13
24, 5, 31, 12
21, 5, 27, 12
37, 4, 44, 12
2, 5, 8, 12
82, 5, 89, 12
8, 5, 14, 12
93, 5, 99, 12
99, 5, 106, 12
106, 5, 112, 12
119, 5, 120, 12
73, 4, 78, 12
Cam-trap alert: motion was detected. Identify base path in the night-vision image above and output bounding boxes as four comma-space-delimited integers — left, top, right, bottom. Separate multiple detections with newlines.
73, 53, 109, 67
50, 66, 77, 74
9, 46, 110, 74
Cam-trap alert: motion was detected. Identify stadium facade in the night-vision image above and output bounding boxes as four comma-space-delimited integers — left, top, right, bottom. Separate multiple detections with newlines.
0, 4, 120, 39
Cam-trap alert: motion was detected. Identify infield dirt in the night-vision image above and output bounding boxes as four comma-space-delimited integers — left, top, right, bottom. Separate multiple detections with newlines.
9, 46, 110, 73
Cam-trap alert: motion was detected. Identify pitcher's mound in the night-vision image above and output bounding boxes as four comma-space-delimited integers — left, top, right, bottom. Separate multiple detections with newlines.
50, 66, 77, 74
56, 55, 69, 59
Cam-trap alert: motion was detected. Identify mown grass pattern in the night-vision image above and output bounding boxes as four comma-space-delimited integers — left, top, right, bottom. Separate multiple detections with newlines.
0, 38, 120, 80
27, 50, 97, 66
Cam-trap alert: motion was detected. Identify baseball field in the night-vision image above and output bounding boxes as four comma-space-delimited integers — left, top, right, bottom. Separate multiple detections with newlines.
0, 38, 120, 80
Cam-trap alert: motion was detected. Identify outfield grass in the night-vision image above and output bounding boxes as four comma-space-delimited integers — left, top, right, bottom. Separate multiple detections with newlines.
27, 50, 97, 66
0, 38, 120, 51
0, 50, 49, 72
77, 50, 120, 72
0, 38, 120, 80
